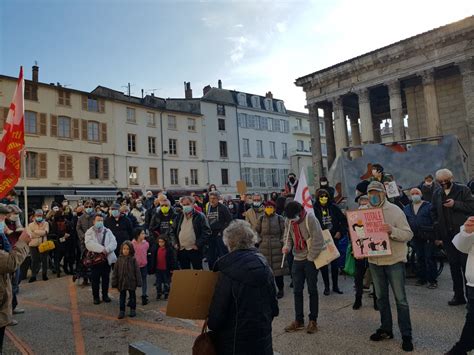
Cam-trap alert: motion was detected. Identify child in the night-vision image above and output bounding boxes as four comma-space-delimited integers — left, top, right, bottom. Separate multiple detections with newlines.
112, 241, 142, 319
153, 236, 177, 300
131, 228, 150, 305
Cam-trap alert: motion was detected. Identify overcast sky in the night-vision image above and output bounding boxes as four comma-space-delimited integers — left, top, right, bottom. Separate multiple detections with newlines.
1, 0, 472, 111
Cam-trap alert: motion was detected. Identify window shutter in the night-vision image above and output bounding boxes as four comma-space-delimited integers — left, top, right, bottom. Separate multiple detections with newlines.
82, 96, 88, 110
65, 92, 71, 106
72, 118, 80, 139
89, 157, 95, 179
58, 155, 65, 178
50, 115, 58, 137
81, 120, 88, 141
98, 99, 105, 113
39, 113, 47, 135
101, 158, 109, 180
66, 155, 73, 178
0, 107, 8, 131
38, 153, 47, 178
58, 91, 64, 105
100, 123, 107, 143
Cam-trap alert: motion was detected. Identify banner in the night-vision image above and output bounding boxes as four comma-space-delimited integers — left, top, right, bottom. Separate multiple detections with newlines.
294, 167, 314, 216
0, 67, 25, 199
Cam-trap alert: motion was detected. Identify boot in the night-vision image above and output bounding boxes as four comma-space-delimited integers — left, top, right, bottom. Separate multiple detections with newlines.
142, 295, 149, 306
129, 309, 136, 317
118, 311, 125, 319
353, 298, 362, 310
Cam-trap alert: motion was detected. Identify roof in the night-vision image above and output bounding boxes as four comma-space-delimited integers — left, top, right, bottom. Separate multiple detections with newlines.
91, 86, 167, 109
165, 99, 201, 115
201, 87, 236, 105
286, 109, 309, 117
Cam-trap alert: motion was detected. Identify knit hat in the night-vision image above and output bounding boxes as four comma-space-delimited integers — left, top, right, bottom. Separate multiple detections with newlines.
264, 201, 276, 208
111, 203, 121, 210
367, 181, 385, 193
355, 180, 370, 203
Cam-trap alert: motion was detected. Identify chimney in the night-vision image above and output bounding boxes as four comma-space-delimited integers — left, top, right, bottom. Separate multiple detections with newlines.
218, 79, 222, 89
141, 89, 144, 99
184, 81, 193, 99
203, 85, 211, 95
32, 65, 39, 83
265, 91, 273, 99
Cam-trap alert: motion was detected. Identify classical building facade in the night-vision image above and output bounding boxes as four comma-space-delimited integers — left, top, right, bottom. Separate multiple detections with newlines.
296, 16, 474, 181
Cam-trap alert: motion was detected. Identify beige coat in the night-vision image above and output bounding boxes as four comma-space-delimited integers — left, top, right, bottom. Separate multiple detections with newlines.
27, 221, 49, 247
0, 240, 29, 327
256, 214, 288, 276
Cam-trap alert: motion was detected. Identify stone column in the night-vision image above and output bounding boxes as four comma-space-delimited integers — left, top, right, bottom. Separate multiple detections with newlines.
387, 80, 406, 141
421, 69, 442, 136
323, 105, 336, 168
458, 58, 474, 176
332, 96, 348, 157
357, 88, 375, 144
349, 114, 362, 158
308, 104, 324, 183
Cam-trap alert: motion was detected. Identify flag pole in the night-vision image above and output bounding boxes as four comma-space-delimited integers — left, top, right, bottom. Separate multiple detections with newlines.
22, 149, 28, 225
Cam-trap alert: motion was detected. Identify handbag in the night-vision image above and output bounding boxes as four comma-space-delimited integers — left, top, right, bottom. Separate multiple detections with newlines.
192, 320, 216, 355
305, 217, 340, 269
343, 244, 356, 277
83, 229, 108, 267
38, 239, 55, 253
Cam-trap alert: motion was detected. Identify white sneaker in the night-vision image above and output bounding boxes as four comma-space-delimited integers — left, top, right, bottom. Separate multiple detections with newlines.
8, 319, 18, 326
13, 308, 25, 314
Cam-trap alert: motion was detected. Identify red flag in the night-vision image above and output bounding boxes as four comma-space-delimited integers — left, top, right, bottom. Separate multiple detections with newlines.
0, 67, 25, 199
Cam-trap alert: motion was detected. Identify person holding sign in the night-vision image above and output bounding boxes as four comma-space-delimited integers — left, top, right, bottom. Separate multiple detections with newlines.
366, 181, 414, 352
282, 201, 324, 335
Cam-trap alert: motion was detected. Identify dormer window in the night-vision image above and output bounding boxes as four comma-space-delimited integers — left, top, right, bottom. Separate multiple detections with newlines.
238, 93, 247, 106
264, 98, 273, 111
276, 101, 285, 113
251, 96, 260, 109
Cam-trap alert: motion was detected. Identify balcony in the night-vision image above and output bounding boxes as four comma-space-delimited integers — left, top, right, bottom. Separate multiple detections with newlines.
292, 126, 310, 135
290, 148, 312, 156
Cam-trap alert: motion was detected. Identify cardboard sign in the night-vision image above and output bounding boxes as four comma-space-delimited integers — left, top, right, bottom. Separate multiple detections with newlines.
385, 181, 400, 199
166, 270, 219, 320
347, 208, 392, 258
236, 180, 247, 195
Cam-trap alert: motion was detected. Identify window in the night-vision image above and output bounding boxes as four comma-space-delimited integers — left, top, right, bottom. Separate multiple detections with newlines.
296, 118, 302, 129
238, 113, 247, 128
259, 116, 268, 130
242, 138, 250, 156
189, 140, 197, 157
89, 157, 109, 180
127, 134, 136, 153
25, 152, 38, 178
149, 167, 158, 185
87, 121, 100, 141
168, 115, 177, 130
188, 118, 196, 131
170, 169, 179, 185
258, 168, 265, 187
169, 139, 177, 155
297, 140, 304, 151
58, 90, 71, 106
126, 107, 136, 123
238, 93, 247, 106
269, 141, 276, 158
147, 112, 156, 126
221, 169, 229, 185
282, 120, 289, 133
247, 115, 256, 129
88, 98, 99, 112
190, 169, 198, 185
83, 96, 104, 113
25, 111, 37, 134
251, 168, 259, 187
320, 121, 325, 136
242, 168, 252, 187
280, 119, 286, 133
273, 119, 281, 132
219, 141, 228, 158
265, 169, 273, 187
218, 118, 226, 131
256, 140, 264, 157
264, 98, 273, 111
267, 118, 273, 131
271, 169, 279, 187
24, 82, 38, 101
282, 143, 288, 159
276, 101, 285, 113
251, 96, 260, 109
58, 116, 71, 138
129, 166, 138, 185
322, 143, 327, 156
217, 104, 226, 116
254, 116, 261, 130
148, 137, 156, 155
59, 154, 73, 179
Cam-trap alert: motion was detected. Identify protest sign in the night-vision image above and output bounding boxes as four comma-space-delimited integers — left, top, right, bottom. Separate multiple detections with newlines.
385, 181, 400, 198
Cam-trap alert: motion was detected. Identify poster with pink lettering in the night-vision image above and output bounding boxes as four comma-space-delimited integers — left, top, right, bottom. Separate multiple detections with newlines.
347, 208, 392, 258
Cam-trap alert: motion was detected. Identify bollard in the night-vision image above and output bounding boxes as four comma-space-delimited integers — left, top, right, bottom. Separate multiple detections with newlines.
129, 341, 170, 355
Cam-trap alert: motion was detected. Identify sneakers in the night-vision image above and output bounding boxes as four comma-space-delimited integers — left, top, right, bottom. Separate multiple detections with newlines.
353, 299, 362, 310
370, 329, 394, 341
8, 319, 18, 326
129, 309, 136, 318
118, 311, 125, 319
402, 336, 414, 352
284, 321, 305, 333
448, 297, 467, 306
276, 289, 284, 299
306, 320, 318, 334
13, 308, 25, 315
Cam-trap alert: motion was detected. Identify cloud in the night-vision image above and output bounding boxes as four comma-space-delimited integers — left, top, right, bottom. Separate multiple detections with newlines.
276, 22, 287, 33
234, 24, 244, 28
227, 36, 258, 63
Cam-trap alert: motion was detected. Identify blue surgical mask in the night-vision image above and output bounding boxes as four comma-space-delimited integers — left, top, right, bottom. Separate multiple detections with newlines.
111, 210, 120, 218
183, 206, 194, 214
95, 221, 104, 229
35, 217, 44, 223
369, 195, 381, 207
85, 207, 94, 214
412, 195, 422, 204
0, 221, 5, 233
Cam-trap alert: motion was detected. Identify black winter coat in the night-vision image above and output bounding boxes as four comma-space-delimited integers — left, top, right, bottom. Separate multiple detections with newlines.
105, 216, 133, 254
174, 211, 211, 250
313, 203, 348, 237
149, 210, 177, 243
204, 203, 232, 236
208, 248, 278, 355
147, 243, 178, 274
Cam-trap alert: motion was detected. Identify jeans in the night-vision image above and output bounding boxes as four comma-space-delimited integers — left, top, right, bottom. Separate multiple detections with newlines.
178, 249, 202, 270
369, 262, 412, 337
412, 238, 438, 283
140, 267, 148, 297
355, 259, 369, 301
119, 290, 136, 311
451, 286, 474, 353
444, 240, 468, 301
292, 259, 319, 323
207, 233, 228, 270
30, 246, 48, 278
90, 262, 110, 300
156, 270, 171, 296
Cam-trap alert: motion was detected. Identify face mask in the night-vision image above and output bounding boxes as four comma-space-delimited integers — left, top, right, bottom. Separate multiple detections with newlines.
424, 181, 433, 187
289, 177, 296, 184
136, 204, 143, 209
95, 221, 104, 229
161, 206, 170, 214
183, 206, 194, 214
35, 217, 43, 223
10, 215, 19, 221
369, 195, 382, 207
111, 210, 120, 218
264, 207, 275, 216
319, 197, 328, 205
228, 203, 234, 209
85, 207, 94, 214
441, 181, 452, 190
253, 202, 262, 208
412, 195, 422, 204
52, 207, 59, 212
320, 182, 328, 187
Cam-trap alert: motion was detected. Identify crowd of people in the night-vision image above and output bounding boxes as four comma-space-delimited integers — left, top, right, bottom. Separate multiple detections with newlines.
0, 166, 473, 354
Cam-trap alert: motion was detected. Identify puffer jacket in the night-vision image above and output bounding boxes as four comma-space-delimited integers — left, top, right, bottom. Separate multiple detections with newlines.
245, 207, 264, 233
255, 214, 288, 276
208, 248, 278, 355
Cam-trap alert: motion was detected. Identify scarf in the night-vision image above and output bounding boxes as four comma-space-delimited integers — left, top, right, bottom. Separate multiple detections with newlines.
292, 210, 307, 251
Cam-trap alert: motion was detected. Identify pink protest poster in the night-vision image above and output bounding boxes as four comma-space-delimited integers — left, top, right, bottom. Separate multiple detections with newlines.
346, 208, 392, 258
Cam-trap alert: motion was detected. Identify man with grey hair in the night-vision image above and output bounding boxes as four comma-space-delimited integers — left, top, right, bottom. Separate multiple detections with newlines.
245, 193, 264, 233
432, 168, 474, 306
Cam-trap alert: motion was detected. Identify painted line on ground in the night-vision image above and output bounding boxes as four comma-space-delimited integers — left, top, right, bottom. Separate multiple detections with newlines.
68, 280, 87, 355
5, 328, 34, 355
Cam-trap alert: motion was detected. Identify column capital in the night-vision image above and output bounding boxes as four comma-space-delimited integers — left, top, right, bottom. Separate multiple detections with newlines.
331, 96, 343, 110
420, 69, 435, 85
386, 80, 401, 96
458, 58, 474, 75
307, 103, 319, 115
356, 88, 370, 104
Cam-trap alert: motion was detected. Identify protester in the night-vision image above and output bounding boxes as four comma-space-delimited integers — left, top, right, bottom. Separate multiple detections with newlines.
446, 217, 474, 355
121, 205, 138, 229
0, 229, 30, 355
208, 220, 279, 354
284, 173, 299, 196
319, 177, 336, 199
105, 203, 133, 256
205, 191, 232, 269
131, 228, 149, 305
282, 201, 324, 334
432, 168, 474, 306
224, 198, 239, 220
245, 193, 265, 233
49, 207, 73, 277
255, 201, 287, 298
143, 191, 155, 210
112, 241, 141, 319
27, 209, 50, 282
148, 235, 178, 300
369, 164, 393, 184
314, 188, 347, 295
85, 214, 117, 305
144, 198, 161, 230
174, 196, 211, 270
403, 188, 438, 289
418, 174, 439, 203
75, 201, 96, 285
131, 200, 146, 227
149, 199, 176, 243
366, 181, 414, 352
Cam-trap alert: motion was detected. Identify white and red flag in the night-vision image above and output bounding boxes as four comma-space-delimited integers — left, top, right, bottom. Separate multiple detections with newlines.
294, 168, 314, 215
0, 67, 25, 199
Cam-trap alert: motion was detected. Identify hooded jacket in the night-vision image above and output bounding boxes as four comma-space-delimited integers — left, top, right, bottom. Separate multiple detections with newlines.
313, 189, 348, 238
208, 248, 278, 355
111, 241, 142, 291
